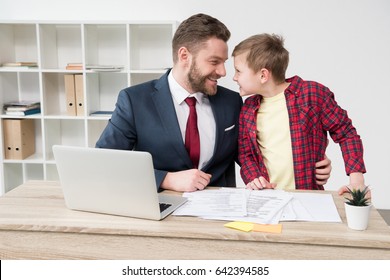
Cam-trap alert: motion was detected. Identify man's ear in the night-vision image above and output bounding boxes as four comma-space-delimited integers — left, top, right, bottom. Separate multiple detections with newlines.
177, 47, 192, 66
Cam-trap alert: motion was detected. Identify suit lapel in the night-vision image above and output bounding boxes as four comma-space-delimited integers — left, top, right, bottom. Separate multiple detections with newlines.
152, 73, 193, 167
202, 94, 224, 170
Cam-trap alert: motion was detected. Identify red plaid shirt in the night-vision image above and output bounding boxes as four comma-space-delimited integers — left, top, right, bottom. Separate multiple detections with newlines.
238, 75, 366, 190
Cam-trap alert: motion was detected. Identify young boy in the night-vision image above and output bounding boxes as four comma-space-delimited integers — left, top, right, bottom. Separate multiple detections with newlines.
232, 33, 366, 194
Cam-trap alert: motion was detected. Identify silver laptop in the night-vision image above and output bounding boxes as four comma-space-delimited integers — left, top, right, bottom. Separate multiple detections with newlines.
53, 145, 187, 220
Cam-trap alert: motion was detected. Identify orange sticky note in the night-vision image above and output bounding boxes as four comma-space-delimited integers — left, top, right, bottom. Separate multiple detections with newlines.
252, 223, 282, 233
224, 221, 254, 232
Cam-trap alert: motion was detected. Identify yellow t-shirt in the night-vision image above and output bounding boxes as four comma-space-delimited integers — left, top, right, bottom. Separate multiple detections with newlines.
256, 92, 296, 190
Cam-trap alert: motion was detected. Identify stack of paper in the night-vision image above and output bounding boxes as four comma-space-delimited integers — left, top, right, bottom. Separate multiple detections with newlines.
173, 188, 341, 224
86, 65, 124, 72
1, 62, 38, 68
66, 63, 83, 70
3, 101, 41, 116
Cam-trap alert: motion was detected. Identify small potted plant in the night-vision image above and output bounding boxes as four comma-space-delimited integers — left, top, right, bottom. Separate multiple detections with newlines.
344, 186, 371, 230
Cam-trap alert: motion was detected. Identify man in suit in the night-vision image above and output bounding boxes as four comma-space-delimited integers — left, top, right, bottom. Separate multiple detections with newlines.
96, 13, 331, 192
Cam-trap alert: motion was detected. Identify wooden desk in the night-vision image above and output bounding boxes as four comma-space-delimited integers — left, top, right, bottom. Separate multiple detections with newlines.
0, 181, 389, 260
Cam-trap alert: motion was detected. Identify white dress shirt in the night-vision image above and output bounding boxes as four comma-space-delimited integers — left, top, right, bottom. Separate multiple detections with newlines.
168, 72, 216, 169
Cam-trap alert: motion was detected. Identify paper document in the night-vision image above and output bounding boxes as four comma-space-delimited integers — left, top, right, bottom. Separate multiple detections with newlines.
280, 192, 341, 222
208, 190, 292, 224
173, 188, 292, 224
280, 198, 313, 221
173, 189, 246, 217
173, 188, 341, 224
246, 190, 293, 223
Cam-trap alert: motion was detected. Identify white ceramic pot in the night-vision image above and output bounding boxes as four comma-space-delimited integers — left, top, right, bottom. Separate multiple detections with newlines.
344, 203, 372, 230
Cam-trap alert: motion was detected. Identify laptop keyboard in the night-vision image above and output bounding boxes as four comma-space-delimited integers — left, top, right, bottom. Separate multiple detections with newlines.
159, 203, 172, 213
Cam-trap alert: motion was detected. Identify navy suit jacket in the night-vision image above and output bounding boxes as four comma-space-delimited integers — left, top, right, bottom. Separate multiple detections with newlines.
96, 70, 243, 189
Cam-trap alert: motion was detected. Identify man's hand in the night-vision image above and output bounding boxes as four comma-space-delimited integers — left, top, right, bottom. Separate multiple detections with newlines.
315, 156, 332, 185
161, 169, 212, 192
246, 176, 276, 190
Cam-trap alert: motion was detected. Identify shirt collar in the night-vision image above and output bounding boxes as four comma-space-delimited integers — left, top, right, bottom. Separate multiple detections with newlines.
285, 75, 302, 96
168, 71, 204, 105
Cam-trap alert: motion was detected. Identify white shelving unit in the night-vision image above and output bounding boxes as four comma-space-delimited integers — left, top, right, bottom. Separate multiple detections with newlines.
0, 21, 177, 194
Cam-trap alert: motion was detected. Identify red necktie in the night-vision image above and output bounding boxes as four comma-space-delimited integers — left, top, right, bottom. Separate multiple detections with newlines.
185, 97, 200, 168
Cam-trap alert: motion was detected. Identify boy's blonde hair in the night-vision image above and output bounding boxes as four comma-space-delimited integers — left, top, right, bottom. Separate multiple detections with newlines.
232, 34, 289, 83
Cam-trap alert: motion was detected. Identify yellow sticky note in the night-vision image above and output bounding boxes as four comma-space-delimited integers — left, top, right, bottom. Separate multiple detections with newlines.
224, 221, 254, 232
252, 223, 282, 233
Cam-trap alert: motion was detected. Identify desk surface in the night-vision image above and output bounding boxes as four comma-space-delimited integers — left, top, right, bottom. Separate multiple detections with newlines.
0, 181, 389, 260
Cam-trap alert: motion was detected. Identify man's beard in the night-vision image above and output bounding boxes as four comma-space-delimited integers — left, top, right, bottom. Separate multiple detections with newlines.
187, 61, 218, 96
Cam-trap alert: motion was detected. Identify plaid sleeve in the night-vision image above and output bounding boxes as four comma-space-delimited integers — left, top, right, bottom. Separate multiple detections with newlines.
238, 100, 267, 184
320, 88, 366, 174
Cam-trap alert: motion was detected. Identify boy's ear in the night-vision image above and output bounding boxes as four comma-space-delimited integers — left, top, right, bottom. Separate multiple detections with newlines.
259, 68, 270, 83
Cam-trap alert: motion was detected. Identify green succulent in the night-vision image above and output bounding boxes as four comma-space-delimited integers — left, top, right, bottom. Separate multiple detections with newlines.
344, 186, 370, 206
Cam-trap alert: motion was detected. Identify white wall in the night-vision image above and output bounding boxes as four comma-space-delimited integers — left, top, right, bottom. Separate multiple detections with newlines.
1, 0, 389, 209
